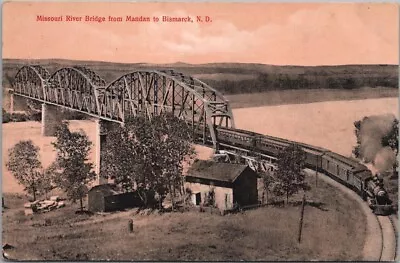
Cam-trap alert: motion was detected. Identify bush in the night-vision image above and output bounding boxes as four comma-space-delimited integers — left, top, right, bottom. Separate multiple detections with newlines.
10, 112, 29, 122
28, 112, 42, 122
62, 109, 89, 120
204, 188, 216, 207
2, 108, 11, 123
2, 107, 42, 123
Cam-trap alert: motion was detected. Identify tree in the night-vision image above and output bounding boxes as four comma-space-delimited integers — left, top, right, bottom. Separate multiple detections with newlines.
101, 113, 196, 209
273, 144, 309, 204
327, 77, 341, 89
343, 78, 356, 89
6, 140, 42, 201
153, 113, 196, 208
2, 108, 11, 123
381, 118, 398, 173
51, 122, 96, 211
100, 122, 138, 192
101, 116, 162, 207
352, 119, 363, 158
382, 118, 399, 155
38, 165, 57, 199
260, 170, 275, 205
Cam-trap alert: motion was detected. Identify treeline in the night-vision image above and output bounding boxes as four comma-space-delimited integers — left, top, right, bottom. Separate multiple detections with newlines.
2, 106, 89, 123
205, 73, 399, 95
2, 108, 41, 123
3, 60, 398, 96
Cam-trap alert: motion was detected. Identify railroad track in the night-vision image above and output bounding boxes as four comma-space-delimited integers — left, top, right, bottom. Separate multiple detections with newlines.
376, 215, 397, 261
389, 215, 398, 261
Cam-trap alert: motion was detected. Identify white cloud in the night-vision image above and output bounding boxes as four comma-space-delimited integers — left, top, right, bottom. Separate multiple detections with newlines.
3, 4, 397, 65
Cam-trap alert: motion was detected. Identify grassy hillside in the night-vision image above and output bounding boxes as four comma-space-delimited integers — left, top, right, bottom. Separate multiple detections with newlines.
2, 175, 366, 261
3, 59, 398, 95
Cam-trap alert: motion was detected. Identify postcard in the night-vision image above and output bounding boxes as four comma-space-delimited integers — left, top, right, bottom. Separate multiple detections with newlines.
2, 2, 398, 261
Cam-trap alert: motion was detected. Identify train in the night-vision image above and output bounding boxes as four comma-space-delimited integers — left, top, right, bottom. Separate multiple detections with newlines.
197, 126, 394, 216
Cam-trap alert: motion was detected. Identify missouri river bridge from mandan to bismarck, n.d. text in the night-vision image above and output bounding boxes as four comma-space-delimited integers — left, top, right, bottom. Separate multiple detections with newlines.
36, 15, 195, 23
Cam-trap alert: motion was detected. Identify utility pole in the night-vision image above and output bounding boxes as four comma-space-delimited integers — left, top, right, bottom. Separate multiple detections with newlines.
298, 193, 306, 243
315, 156, 319, 187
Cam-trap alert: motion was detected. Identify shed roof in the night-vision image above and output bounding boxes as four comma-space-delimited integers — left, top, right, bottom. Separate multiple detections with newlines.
186, 160, 251, 183
88, 184, 121, 197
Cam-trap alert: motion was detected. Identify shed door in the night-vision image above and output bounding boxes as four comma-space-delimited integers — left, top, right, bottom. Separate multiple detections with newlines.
195, 193, 201, 205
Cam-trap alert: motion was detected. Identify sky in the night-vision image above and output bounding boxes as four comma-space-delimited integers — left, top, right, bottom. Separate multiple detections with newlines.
2, 2, 398, 65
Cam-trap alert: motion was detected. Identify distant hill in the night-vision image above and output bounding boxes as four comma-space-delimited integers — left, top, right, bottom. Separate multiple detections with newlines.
2, 58, 398, 95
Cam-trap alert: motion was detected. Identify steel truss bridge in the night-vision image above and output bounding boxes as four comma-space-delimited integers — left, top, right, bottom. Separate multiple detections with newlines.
12, 66, 398, 260
12, 65, 274, 171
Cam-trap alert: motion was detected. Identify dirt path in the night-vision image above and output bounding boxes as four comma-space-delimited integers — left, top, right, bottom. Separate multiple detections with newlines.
304, 169, 382, 261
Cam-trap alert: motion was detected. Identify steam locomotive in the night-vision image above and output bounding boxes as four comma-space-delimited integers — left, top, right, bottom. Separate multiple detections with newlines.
196, 126, 394, 215
363, 175, 393, 215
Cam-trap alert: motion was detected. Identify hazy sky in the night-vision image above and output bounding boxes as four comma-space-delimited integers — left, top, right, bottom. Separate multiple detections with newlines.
3, 2, 398, 65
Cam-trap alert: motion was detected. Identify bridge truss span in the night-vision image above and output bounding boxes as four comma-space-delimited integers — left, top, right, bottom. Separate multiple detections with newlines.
13, 65, 236, 149
101, 70, 235, 147
45, 67, 106, 114
14, 65, 50, 100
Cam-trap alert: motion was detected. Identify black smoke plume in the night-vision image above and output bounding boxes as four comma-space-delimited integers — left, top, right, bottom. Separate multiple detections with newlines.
355, 114, 398, 174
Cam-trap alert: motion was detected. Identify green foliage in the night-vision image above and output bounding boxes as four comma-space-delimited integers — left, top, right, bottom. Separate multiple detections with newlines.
6, 140, 43, 200
382, 118, 399, 155
381, 118, 398, 172
62, 110, 89, 120
273, 144, 310, 204
51, 122, 96, 211
205, 72, 397, 95
100, 122, 137, 191
2, 106, 87, 124
4, 61, 398, 100
204, 188, 216, 207
352, 119, 362, 158
2, 107, 40, 123
2, 108, 11, 123
11, 112, 29, 122
4, 73, 15, 88
39, 165, 57, 199
101, 113, 196, 208
260, 171, 275, 204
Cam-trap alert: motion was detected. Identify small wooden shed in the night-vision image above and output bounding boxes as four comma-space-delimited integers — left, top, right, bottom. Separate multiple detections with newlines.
185, 160, 259, 210
88, 184, 142, 212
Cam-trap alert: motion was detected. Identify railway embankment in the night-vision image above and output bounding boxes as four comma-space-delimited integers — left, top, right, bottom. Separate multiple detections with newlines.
306, 169, 383, 261
304, 168, 396, 261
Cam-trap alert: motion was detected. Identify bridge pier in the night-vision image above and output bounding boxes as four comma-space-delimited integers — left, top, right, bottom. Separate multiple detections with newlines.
95, 119, 115, 185
41, 103, 63, 136
9, 93, 29, 113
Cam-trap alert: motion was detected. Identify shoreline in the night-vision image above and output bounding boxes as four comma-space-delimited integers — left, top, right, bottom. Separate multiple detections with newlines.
226, 87, 398, 109
2, 97, 398, 194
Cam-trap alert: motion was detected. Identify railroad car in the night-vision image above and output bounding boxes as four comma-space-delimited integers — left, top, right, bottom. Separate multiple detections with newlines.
210, 126, 394, 215
316, 152, 391, 215
215, 127, 257, 149
298, 143, 329, 170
